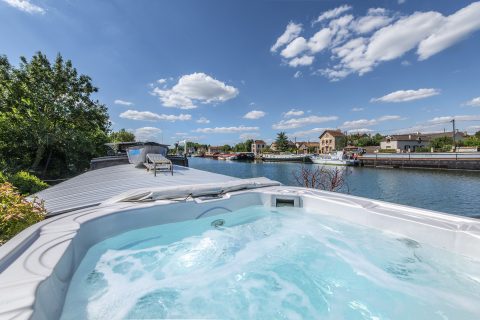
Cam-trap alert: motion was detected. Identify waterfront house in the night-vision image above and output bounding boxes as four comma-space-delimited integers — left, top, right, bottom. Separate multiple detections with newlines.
296, 142, 319, 154
207, 145, 223, 154
319, 130, 345, 153
251, 140, 267, 155
380, 131, 466, 152
380, 134, 428, 152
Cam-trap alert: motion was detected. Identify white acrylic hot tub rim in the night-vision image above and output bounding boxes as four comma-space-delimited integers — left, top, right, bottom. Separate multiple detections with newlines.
0, 186, 479, 320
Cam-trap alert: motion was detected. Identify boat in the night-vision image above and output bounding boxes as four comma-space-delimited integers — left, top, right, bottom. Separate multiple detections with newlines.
262, 153, 308, 162
217, 153, 237, 160
217, 152, 255, 161
309, 151, 359, 166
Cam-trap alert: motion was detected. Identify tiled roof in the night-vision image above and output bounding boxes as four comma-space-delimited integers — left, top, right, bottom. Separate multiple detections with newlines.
319, 130, 344, 138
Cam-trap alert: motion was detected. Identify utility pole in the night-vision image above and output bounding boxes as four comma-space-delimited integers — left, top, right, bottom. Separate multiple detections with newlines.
451, 119, 456, 152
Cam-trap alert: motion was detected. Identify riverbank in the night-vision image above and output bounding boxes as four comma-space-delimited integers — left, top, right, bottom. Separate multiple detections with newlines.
360, 153, 480, 170
189, 157, 480, 218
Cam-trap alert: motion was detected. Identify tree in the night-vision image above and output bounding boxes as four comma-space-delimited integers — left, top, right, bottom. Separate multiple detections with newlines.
275, 132, 289, 152
463, 135, 480, 147
430, 136, 453, 149
109, 129, 135, 142
233, 139, 253, 152
293, 165, 349, 192
221, 144, 232, 152
349, 133, 383, 147
0, 52, 110, 178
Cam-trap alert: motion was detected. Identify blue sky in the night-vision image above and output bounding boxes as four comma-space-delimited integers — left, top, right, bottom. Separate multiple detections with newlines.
1, 0, 480, 145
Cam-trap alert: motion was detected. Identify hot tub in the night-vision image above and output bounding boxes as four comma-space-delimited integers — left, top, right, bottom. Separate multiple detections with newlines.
1, 182, 480, 319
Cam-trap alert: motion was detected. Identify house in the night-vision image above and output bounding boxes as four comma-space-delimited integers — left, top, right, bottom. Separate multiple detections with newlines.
251, 140, 266, 155
380, 133, 428, 152
296, 142, 319, 154
380, 131, 466, 152
207, 145, 222, 154
319, 130, 345, 153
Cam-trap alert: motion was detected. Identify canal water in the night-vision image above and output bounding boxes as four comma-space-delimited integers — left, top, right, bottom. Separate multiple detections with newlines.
189, 157, 480, 218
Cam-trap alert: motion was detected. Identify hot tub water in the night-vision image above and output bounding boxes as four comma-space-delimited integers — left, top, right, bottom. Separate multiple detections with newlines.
60, 205, 480, 319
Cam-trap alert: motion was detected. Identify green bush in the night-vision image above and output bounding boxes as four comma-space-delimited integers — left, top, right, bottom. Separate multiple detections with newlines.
9, 171, 49, 195
379, 149, 397, 153
0, 172, 7, 183
0, 183, 46, 245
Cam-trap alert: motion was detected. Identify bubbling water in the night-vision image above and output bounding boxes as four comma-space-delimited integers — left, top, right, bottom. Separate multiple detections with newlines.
60, 206, 480, 320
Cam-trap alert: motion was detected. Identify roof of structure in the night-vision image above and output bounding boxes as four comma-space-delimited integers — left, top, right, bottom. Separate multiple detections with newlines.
32, 164, 239, 216
383, 134, 428, 142
319, 130, 345, 138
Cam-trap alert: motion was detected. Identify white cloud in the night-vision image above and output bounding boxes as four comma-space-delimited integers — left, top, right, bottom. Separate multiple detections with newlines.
308, 28, 332, 53
347, 128, 374, 134
196, 117, 210, 124
2, 0, 44, 14
371, 88, 440, 103
284, 109, 305, 117
157, 78, 167, 84
467, 125, 480, 133
337, 12, 445, 77
352, 9, 392, 34
288, 55, 314, 67
401, 60, 411, 66
313, 5, 352, 24
151, 72, 238, 109
398, 0, 406, 4
272, 115, 338, 130
243, 110, 266, 119
175, 132, 188, 136
271, 22, 303, 52
464, 97, 480, 107
152, 88, 196, 109
239, 132, 259, 140
135, 127, 162, 142
281, 37, 309, 58
119, 110, 191, 121
194, 126, 259, 133
293, 71, 302, 78
351, 107, 364, 112
341, 115, 403, 129
275, 3, 480, 80
417, 2, 480, 60
292, 127, 330, 138
114, 99, 133, 106
279, 28, 332, 62
428, 115, 480, 123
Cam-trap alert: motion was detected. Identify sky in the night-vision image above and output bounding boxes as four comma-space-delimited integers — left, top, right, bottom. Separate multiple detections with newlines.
1, 0, 480, 146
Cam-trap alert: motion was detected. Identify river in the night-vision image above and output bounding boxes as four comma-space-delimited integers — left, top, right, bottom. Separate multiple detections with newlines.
189, 157, 480, 218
